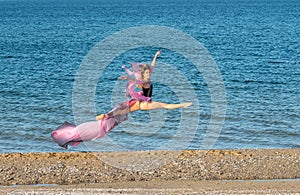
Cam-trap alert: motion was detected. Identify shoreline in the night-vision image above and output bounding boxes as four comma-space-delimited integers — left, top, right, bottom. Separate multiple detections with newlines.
1, 180, 300, 194
0, 148, 299, 193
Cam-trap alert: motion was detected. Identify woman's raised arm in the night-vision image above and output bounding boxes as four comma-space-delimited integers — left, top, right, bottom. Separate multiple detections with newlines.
150, 50, 161, 68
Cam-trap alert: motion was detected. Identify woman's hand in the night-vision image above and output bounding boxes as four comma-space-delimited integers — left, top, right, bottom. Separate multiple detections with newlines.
119, 76, 128, 80
119, 75, 136, 82
155, 50, 161, 57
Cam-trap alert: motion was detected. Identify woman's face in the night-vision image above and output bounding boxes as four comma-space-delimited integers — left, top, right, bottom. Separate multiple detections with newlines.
142, 69, 150, 81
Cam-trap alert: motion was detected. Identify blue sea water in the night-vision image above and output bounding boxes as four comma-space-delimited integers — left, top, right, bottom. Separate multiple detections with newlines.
0, 0, 299, 153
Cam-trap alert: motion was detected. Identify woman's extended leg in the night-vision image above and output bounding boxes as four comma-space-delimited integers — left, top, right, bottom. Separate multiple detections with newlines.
96, 100, 192, 120
139, 101, 192, 110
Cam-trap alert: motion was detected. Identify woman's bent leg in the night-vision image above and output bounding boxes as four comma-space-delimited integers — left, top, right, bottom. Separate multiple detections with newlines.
96, 100, 140, 120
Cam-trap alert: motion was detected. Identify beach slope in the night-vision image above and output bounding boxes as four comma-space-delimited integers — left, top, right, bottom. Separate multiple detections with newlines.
0, 149, 299, 193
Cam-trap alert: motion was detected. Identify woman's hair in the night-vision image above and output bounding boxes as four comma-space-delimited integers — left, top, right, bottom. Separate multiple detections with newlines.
140, 64, 150, 79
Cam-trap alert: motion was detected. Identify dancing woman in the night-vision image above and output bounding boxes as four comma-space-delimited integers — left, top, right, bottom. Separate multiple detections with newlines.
51, 51, 191, 149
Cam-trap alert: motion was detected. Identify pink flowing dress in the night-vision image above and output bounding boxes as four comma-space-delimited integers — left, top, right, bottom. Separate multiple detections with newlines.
51, 63, 151, 149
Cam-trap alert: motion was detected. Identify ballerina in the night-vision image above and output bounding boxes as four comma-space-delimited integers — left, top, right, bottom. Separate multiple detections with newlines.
51, 51, 192, 149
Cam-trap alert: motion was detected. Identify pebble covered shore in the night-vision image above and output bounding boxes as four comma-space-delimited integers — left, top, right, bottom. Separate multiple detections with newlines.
0, 149, 299, 186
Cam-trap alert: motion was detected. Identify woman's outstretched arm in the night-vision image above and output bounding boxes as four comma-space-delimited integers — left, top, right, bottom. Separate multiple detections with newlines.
119, 75, 135, 82
150, 50, 161, 68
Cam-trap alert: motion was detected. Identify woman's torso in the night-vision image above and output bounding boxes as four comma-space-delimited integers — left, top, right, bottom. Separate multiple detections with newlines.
142, 83, 153, 97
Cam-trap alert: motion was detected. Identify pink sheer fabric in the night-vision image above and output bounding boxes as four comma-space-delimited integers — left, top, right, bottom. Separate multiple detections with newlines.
125, 81, 151, 102
122, 62, 153, 102
122, 62, 154, 80
51, 101, 131, 149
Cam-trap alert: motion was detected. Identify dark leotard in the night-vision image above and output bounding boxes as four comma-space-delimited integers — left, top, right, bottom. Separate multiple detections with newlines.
142, 84, 153, 97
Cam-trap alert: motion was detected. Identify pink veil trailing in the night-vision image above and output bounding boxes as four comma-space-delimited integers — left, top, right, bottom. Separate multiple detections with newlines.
51, 101, 130, 149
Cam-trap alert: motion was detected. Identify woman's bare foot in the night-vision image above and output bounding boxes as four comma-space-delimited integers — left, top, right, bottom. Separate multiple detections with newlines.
182, 102, 192, 108
96, 114, 107, 120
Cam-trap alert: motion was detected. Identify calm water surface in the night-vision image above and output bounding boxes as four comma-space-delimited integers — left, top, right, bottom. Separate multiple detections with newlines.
0, 0, 299, 152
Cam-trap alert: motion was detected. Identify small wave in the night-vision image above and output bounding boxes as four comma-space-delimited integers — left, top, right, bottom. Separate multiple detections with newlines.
1, 55, 14, 59
268, 60, 286, 64
244, 80, 264, 83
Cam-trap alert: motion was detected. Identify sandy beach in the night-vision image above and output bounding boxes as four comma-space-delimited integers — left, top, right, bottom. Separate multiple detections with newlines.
0, 148, 299, 194
1, 180, 300, 194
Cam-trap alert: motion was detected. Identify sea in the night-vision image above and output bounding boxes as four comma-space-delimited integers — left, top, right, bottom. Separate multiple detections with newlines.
0, 0, 299, 153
